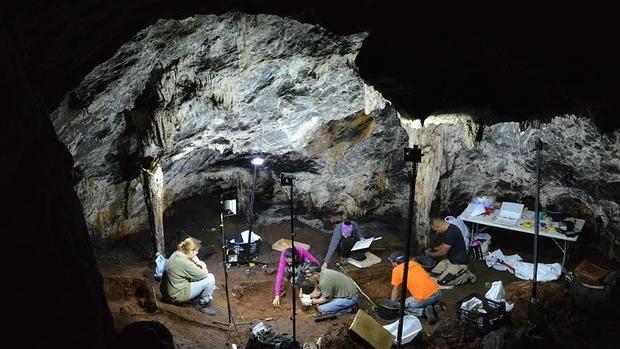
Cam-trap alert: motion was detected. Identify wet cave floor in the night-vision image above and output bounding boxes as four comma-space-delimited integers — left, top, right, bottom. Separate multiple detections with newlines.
95, 195, 620, 348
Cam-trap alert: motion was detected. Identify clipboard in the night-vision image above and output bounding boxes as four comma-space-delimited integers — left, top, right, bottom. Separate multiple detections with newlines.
351, 237, 382, 251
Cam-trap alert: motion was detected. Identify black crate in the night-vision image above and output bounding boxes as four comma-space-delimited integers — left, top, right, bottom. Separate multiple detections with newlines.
226, 234, 262, 265
455, 293, 506, 333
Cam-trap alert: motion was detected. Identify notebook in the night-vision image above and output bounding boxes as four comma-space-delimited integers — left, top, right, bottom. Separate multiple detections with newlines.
494, 202, 524, 226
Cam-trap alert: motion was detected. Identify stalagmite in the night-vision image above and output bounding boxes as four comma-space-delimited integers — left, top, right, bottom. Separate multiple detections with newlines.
142, 158, 165, 255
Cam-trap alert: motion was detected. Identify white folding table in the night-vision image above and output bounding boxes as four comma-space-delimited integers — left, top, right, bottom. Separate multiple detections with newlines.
460, 203, 585, 268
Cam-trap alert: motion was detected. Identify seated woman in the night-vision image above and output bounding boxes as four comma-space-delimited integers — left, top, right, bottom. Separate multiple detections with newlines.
272, 246, 321, 306
160, 237, 216, 316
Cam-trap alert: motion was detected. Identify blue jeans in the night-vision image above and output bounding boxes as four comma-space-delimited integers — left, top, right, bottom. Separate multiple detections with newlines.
189, 274, 215, 305
405, 290, 442, 316
318, 293, 359, 314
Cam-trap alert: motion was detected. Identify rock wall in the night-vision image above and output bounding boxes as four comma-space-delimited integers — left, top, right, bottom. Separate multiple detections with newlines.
403, 114, 620, 258
51, 13, 408, 241
400, 115, 479, 248
447, 115, 620, 259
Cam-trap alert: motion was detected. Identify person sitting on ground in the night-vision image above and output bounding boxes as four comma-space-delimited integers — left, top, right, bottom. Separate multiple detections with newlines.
272, 246, 321, 306
160, 237, 217, 316
300, 265, 359, 314
388, 251, 443, 324
427, 218, 476, 287
323, 220, 366, 268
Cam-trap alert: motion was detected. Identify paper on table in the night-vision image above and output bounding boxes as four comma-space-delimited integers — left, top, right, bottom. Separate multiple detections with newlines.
351, 237, 382, 251
498, 202, 524, 220
469, 203, 486, 217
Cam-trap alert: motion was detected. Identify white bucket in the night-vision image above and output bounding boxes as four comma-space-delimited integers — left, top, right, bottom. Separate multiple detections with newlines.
382, 315, 422, 345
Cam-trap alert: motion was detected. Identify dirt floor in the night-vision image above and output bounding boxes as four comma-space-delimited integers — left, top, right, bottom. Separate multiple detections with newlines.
95, 194, 619, 348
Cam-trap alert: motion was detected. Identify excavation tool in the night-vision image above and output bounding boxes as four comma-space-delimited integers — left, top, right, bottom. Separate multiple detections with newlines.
336, 263, 377, 309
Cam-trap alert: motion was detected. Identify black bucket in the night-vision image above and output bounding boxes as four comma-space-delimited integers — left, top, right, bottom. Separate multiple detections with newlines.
545, 204, 567, 222
377, 299, 400, 320
415, 255, 437, 272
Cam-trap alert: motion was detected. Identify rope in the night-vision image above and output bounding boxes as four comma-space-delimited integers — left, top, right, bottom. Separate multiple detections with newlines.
337, 264, 376, 308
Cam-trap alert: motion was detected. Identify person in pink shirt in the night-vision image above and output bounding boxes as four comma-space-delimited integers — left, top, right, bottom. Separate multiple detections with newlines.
272, 246, 321, 306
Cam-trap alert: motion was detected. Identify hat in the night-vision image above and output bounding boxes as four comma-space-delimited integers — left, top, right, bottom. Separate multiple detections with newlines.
388, 251, 406, 264
303, 264, 321, 275
341, 221, 353, 237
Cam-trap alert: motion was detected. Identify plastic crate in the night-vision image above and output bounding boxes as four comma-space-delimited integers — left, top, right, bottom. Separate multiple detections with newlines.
226, 234, 262, 265
455, 293, 506, 333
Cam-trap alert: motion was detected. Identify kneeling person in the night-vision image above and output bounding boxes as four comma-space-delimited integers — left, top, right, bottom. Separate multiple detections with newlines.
301, 265, 359, 314
389, 251, 442, 323
428, 217, 476, 287
272, 246, 321, 306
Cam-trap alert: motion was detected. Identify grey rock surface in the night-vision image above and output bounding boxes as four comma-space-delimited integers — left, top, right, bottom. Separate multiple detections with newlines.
399, 114, 619, 259
445, 115, 620, 259
51, 13, 408, 241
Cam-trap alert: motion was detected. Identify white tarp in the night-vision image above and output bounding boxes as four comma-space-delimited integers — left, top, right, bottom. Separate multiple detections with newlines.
484, 249, 562, 282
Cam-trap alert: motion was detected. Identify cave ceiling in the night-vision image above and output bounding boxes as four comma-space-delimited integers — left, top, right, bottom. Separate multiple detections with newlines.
6, 0, 619, 131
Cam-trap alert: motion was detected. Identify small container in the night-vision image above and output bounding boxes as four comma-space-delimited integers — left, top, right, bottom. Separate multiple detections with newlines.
545, 204, 567, 222
377, 299, 400, 320
455, 293, 506, 333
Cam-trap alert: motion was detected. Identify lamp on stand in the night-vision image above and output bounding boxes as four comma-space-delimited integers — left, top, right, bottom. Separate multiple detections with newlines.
246, 156, 264, 263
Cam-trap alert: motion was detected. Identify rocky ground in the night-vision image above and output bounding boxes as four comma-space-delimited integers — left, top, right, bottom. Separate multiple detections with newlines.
95, 193, 620, 348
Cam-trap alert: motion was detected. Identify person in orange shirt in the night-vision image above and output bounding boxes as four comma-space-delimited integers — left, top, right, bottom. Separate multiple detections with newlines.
389, 251, 443, 324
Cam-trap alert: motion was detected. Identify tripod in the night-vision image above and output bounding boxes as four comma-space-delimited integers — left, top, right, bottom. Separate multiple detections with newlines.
280, 174, 299, 347
219, 193, 243, 344
397, 145, 423, 349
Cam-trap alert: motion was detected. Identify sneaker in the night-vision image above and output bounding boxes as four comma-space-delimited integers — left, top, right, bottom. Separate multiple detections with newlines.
195, 302, 216, 316
424, 305, 437, 325
433, 304, 445, 321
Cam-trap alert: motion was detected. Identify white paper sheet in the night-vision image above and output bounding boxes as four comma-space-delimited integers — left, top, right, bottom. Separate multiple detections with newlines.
351, 237, 382, 251
498, 202, 524, 220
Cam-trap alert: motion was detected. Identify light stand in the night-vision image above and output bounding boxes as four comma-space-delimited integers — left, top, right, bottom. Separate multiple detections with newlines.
280, 174, 299, 346
532, 138, 542, 304
526, 135, 547, 345
246, 156, 264, 263
397, 146, 423, 349
220, 190, 241, 343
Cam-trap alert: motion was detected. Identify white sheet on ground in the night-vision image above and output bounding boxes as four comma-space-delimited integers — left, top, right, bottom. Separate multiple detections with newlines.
484, 249, 562, 282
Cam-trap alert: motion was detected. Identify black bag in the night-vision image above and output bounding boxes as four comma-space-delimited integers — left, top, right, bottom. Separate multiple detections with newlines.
245, 330, 299, 349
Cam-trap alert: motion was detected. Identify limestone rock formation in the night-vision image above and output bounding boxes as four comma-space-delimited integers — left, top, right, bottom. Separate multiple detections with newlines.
447, 116, 620, 259
404, 114, 619, 259
51, 13, 408, 241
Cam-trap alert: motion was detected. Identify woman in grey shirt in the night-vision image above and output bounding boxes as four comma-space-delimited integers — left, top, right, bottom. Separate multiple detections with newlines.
322, 220, 365, 268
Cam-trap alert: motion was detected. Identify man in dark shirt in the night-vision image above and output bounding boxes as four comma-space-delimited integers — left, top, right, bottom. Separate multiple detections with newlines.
427, 218, 476, 287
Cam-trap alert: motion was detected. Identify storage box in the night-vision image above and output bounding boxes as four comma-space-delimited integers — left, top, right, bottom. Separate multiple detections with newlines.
226, 232, 262, 265
455, 293, 506, 333
575, 259, 610, 286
